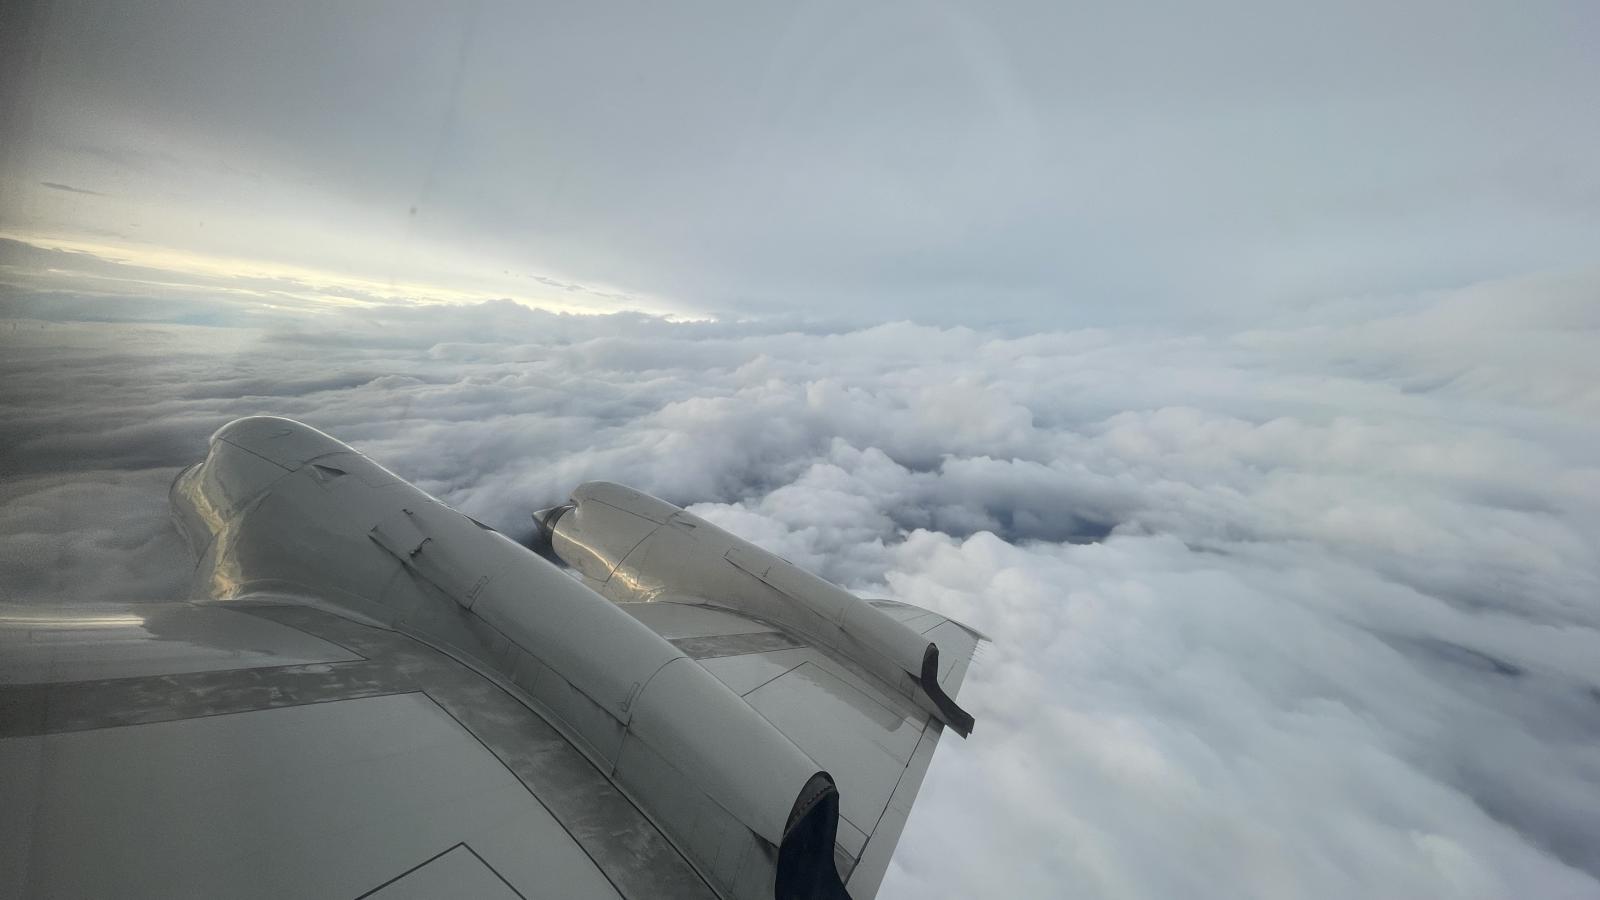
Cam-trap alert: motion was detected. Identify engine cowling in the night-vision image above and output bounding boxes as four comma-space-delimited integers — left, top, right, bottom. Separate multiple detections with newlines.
538, 482, 974, 737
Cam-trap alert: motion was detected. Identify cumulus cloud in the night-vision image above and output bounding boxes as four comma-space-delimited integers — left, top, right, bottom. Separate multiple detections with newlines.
3, 254, 1600, 898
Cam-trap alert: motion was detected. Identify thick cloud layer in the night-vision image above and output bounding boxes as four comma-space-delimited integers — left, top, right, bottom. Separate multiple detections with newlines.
3, 252, 1600, 898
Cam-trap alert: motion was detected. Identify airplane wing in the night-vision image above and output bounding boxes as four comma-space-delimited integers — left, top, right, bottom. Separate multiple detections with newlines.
1, 417, 982, 900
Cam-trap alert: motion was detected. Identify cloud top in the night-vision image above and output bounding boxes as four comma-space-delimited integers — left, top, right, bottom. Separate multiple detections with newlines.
2, 256, 1599, 897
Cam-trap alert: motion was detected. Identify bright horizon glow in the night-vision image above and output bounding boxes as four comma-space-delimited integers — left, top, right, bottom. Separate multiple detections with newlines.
0, 228, 703, 320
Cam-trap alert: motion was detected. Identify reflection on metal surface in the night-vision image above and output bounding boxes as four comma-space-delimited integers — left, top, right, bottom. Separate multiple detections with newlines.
0, 612, 144, 627
547, 481, 978, 738
0, 602, 359, 685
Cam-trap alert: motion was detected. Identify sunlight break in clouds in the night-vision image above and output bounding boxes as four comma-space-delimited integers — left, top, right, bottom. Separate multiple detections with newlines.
3, 250, 1599, 898
0, 231, 683, 318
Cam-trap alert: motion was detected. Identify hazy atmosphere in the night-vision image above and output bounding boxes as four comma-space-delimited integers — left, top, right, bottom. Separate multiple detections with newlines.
4, 1, 1599, 898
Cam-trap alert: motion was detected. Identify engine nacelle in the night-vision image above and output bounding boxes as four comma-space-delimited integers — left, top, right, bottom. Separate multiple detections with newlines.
539, 482, 974, 737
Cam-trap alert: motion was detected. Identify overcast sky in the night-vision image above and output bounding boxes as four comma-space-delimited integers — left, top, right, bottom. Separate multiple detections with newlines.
3, 0, 1598, 324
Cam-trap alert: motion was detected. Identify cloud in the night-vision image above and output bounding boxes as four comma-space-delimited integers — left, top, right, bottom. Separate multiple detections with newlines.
3, 261, 1600, 898
5, 1, 1599, 321
0, 468, 191, 603
39, 182, 107, 197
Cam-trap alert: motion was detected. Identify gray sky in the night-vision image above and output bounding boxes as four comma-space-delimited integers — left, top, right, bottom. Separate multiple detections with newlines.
3, 0, 1598, 324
